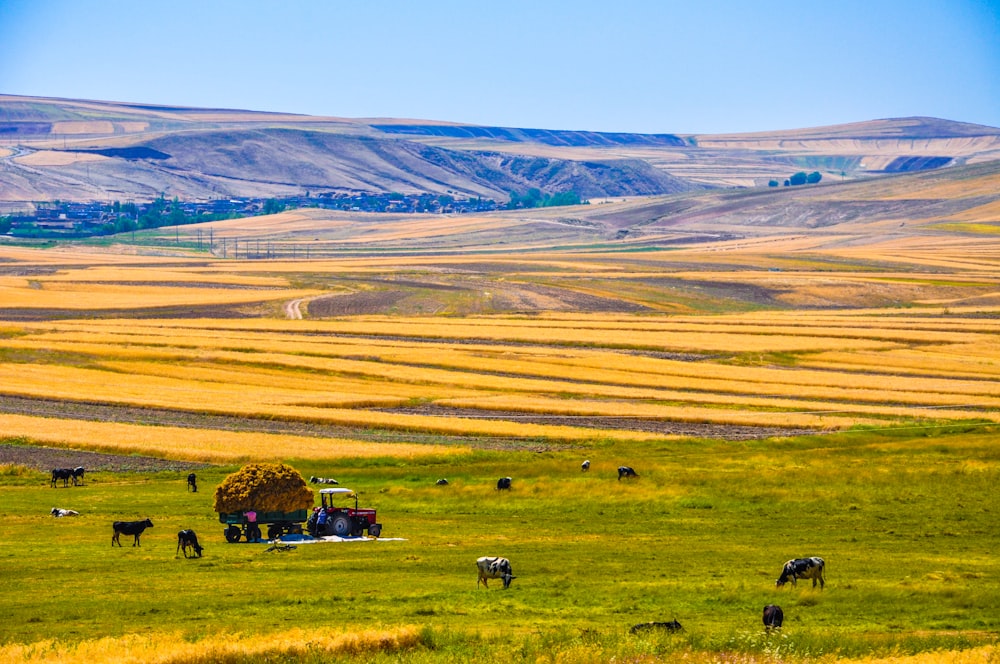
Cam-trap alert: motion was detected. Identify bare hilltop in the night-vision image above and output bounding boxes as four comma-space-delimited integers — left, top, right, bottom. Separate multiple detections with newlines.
2, 94, 999, 207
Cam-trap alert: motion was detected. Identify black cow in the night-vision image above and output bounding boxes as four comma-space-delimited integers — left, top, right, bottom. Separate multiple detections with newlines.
776, 557, 825, 589
71, 467, 85, 485
763, 605, 784, 631
51, 468, 73, 488
581, 460, 591, 472
112, 519, 154, 547
496, 477, 512, 491
618, 466, 638, 481
176, 529, 203, 558
187, 473, 197, 492
630, 620, 683, 634
476, 556, 515, 589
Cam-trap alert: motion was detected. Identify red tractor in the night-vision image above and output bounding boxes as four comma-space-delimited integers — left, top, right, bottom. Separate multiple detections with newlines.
307, 488, 382, 538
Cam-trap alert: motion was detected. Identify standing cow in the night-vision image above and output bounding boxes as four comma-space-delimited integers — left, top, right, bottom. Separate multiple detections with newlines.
581, 460, 591, 472
51, 468, 73, 488
112, 519, 154, 547
776, 557, 825, 589
187, 473, 198, 492
476, 556, 516, 589
618, 466, 638, 480
496, 477, 512, 491
176, 529, 204, 558
763, 604, 784, 631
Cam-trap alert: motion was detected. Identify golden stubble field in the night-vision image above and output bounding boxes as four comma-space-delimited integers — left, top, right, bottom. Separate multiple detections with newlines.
0, 212, 998, 460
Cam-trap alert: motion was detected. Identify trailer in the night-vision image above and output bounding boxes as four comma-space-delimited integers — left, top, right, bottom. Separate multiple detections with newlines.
218, 508, 309, 543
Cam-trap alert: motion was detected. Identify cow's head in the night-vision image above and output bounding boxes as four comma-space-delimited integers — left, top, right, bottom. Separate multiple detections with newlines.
502, 573, 516, 589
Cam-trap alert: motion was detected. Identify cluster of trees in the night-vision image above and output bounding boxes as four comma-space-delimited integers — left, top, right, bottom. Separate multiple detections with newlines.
769, 171, 822, 187
106, 197, 241, 234
506, 188, 583, 209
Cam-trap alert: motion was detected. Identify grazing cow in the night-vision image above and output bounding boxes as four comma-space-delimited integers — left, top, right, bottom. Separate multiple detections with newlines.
496, 477, 512, 491
187, 473, 197, 492
112, 518, 154, 547
581, 460, 591, 472
763, 604, 784, 631
51, 507, 79, 517
776, 557, 825, 589
310, 476, 339, 485
71, 466, 85, 486
176, 529, 204, 558
435, 478, 449, 486
630, 620, 683, 634
50, 468, 73, 488
476, 556, 515, 589
618, 466, 638, 481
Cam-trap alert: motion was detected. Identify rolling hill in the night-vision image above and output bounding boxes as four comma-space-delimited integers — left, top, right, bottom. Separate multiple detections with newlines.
2, 94, 999, 209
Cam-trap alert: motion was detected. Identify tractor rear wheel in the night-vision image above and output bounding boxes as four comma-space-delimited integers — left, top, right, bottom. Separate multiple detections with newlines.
330, 514, 352, 537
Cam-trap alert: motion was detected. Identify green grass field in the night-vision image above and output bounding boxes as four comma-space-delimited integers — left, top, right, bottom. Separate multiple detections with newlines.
2, 424, 997, 662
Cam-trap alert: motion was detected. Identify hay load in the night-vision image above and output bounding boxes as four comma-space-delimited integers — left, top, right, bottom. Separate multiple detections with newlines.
213, 463, 314, 514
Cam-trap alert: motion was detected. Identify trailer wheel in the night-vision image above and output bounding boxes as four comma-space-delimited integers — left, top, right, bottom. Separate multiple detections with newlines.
267, 524, 282, 540
330, 514, 352, 537
225, 525, 241, 543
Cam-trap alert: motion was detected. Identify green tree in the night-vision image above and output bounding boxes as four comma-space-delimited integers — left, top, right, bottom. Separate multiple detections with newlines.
806, 171, 822, 184
789, 171, 808, 186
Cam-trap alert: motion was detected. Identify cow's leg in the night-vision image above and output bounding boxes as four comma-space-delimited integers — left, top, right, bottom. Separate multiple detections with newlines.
112, 532, 120, 547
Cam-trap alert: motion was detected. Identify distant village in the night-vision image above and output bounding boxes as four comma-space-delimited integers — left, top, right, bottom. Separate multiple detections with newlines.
1, 191, 504, 238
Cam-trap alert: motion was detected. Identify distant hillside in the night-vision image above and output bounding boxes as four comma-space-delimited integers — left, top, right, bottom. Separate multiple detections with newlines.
2, 95, 999, 206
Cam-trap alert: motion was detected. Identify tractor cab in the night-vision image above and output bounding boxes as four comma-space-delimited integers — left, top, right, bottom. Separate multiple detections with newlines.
308, 488, 382, 538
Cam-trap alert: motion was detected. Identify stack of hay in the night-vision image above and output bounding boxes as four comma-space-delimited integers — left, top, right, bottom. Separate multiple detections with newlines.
213, 463, 314, 514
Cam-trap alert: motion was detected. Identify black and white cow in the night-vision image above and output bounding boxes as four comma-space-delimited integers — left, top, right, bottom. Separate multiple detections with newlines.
176, 529, 204, 558
763, 604, 784, 630
435, 478, 449, 486
476, 556, 515, 589
776, 557, 825, 589
51, 468, 73, 488
51, 507, 80, 517
71, 466, 85, 486
187, 473, 198, 492
496, 477, 512, 491
310, 476, 339, 485
112, 519, 154, 547
630, 620, 683, 634
581, 460, 591, 472
618, 466, 638, 481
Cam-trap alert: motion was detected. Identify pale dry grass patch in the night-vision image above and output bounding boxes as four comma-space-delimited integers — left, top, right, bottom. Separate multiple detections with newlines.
0, 627, 424, 664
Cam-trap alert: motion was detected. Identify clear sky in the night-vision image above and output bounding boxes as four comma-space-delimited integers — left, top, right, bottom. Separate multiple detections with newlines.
0, 0, 997, 134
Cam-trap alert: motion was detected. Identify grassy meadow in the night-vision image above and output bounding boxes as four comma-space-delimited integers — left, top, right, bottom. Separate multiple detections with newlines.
1, 182, 1000, 663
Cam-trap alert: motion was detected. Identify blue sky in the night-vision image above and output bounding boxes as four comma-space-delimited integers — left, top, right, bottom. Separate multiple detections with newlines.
0, 0, 997, 134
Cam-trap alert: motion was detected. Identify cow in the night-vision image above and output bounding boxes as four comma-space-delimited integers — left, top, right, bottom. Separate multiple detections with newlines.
112, 519, 154, 547
51, 508, 79, 517
581, 460, 591, 472
435, 478, 449, 486
187, 473, 197, 492
496, 477, 512, 491
176, 529, 204, 558
776, 557, 825, 589
476, 556, 515, 589
618, 466, 638, 481
630, 620, 683, 634
310, 476, 339, 485
71, 466, 85, 486
763, 604, 784, 631
50, 468, 73, 488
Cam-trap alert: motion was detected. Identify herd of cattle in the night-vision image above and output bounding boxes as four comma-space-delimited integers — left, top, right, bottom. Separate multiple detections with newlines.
46, 462, 825, 632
